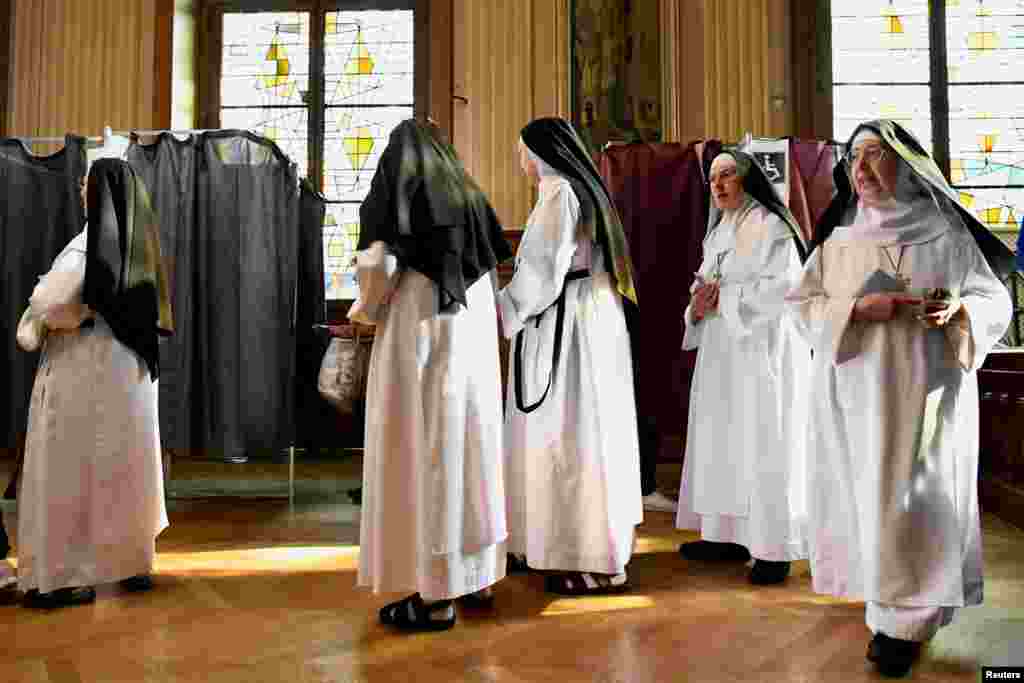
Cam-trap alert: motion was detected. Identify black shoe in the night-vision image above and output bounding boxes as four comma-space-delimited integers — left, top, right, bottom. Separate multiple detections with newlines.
749, 560, 790, 585
23, 586, 96, 609
506, 553, 529, 573
866, 632, 922, 678
119, 575, 154, 592
679, 541, 751, 562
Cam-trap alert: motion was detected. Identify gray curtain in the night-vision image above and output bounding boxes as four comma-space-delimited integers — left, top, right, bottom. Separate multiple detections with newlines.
0, 135, 86, 462
126, 133, 199, 455
195, 131, 300, 461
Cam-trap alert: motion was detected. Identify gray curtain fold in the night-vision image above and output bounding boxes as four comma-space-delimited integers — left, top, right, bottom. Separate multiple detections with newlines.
195, 131, 300, 461
125, 133, 198, 453
0, 135, 86, 462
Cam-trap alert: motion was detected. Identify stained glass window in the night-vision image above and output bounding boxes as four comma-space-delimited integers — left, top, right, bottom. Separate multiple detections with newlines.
321, 10, 414, 299
220, 12, 311, 180
946, 0, 1024, 251
219, 7, 415, 302
832, 0, 1024, 254
831, 1, 933, 150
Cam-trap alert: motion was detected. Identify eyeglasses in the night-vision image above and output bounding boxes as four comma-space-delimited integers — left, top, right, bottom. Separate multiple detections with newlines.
844, 143, 888, 166
709, 168, 739, 184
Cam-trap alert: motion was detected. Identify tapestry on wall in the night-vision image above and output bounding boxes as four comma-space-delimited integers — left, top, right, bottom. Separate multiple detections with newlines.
572, 0, 662, 155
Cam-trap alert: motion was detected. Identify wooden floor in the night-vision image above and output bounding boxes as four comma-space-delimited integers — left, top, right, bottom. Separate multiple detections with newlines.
1, 459, 1023, 682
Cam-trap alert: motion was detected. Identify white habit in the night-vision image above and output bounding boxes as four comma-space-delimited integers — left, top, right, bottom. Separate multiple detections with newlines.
787, 199, 1011, 630
676, 200, 810, 561
497, 175, 642, 575
17, 229, 168, 593
354, 242, 507, 600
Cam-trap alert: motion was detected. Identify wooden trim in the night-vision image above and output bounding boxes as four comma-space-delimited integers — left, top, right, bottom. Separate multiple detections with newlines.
309, 3, 326, 191
154, 0, 176, 128
980, 475, 1024, 532
0, 0, 11, 137
426, 0, 453, 138
927, 0, 951, 182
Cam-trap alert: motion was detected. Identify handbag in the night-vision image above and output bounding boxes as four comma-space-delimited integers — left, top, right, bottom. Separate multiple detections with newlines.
317, 326, 370, 416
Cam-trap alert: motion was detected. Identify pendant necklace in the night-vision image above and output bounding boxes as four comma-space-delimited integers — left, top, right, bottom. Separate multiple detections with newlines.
881, 245, 911, 290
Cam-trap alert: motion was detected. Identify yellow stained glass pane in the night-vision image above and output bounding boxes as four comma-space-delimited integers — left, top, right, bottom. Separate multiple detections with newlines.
959, 192, 975, 208
277, 58, 290, 77
968, 31, 999, 50
327, 239, 345, 258
982, 207, 1002, 225
951, 159, 966, 184
885, 16, 904, 34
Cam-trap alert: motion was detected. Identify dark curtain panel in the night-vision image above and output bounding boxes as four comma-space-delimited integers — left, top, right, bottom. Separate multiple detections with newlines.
599, 141, 716, 459
789, 139, 840, 245
293, 182, 347, 453
195, 131, 299, 461
0, 136, 86, 462
125, 133, 199, 455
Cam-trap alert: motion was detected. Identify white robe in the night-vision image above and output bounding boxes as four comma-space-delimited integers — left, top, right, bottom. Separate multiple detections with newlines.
17, 230, 168, 594
497, 175, 642, 575
787, 212, 1011, 607
676, 202, 811, 561
353, 242, 507, 600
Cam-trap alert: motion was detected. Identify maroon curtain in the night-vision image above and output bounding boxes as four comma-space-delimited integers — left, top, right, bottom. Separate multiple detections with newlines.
599, 141, 719, 459
789, 139, 839, 245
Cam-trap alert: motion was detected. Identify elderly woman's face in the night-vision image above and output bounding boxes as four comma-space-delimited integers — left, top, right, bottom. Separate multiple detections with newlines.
709, 161, 745, 211
850, 138, 900, 204
518, 141, 539, 183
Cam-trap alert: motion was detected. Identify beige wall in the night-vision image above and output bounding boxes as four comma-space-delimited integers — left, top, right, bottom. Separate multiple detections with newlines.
660, 0, 831, 144
3, 0, 172, 145
451, 0, 570, 230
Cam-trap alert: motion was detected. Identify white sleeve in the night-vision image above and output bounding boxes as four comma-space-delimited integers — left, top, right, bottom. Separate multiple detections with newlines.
946, 237, 1013, 371
346, 241, 402, 326
718, 215, 803, 341
786, 245, 860, 365
496, 181, 580, 339
27, 248, 91, 331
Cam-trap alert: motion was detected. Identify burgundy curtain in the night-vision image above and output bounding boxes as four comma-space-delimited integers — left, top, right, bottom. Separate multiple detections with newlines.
599, 141, 719, 458
788, 139, 840, 244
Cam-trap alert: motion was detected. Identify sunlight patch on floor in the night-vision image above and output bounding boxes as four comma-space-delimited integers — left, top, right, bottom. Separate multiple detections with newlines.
539, 594, 656, 616
152, 545, 360, 576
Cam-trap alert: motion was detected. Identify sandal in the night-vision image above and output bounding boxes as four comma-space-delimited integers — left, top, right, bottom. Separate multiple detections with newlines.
506, 553, 529, 573
456, 588, 495, 609
378, 593, 455, 632
544, 571, 629, 596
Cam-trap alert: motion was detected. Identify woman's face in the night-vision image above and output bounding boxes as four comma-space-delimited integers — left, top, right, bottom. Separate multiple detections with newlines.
850, 138, 900, 204
709, 159, 745, 211
518, 141, 539, 184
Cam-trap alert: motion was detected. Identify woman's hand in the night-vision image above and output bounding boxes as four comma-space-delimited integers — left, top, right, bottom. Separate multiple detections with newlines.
853, 292, 922, 323
919, 298, 963, 329
690, 280, 720, 322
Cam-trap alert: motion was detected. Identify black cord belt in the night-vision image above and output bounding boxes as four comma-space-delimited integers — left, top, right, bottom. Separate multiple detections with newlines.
513, 269, 590, 413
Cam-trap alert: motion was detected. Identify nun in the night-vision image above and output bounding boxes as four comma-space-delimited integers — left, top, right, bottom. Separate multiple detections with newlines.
676, 150, 811, 585
789, 119, 1014, 677
498, 117, 642, 595
352, 118, 512, 631
15, 158, 171, 608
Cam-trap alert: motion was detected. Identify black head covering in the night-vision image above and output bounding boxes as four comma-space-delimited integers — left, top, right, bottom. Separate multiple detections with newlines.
707, 149, 808, 263
811, 119, 1017, 278
357, 118, 511, 311
84, 158, 173, 380
520, 117, 637, 304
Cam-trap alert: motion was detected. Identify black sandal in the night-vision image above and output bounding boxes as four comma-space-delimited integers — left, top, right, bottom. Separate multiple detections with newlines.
455, 589, 495, 609
379, 593, 455, 632
506, 553, 529, 573
23, 586, 96, 609
544, 572, 629, 596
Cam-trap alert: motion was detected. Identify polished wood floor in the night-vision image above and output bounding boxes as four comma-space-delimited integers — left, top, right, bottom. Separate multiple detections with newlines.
1, 459, 1022, 682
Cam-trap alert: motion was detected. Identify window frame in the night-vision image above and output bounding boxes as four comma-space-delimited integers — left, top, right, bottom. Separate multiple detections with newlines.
828, 0, 1023, 345
198, 0, 427, 320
